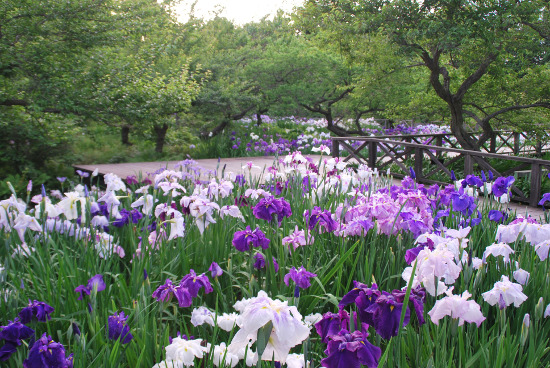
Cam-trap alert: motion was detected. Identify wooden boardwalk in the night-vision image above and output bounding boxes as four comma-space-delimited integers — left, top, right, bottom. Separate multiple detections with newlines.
74, 155, 546, 220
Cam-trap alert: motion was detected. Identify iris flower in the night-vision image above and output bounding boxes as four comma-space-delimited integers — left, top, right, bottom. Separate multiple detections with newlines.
428, 288, 485, 327
228, 291, 310, 364
107, 312, 133, 344
320, 329, 381, 368
19, 300, 54, 324
22, 333, 73, 368
232, 226, 270, 252
74, 274, 106, 301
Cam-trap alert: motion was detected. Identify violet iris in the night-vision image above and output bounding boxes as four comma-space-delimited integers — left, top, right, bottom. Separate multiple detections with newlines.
179, 269, 213, 298
152, 279, 178, 303
232, 226, 270, 252
253, 253, 279, 272
0, 318, 34, 361
320, 329, 381, 368
23, 333, 73, 368
209, 262, 223, 278
315, 310, 350, 343
19, 300, 54, 324
304, 207, 338, 233
107, 312, 133, 344
74, 274, 106, 301
284, 266, 317, 289
252, 196, 292, 225
492, 176, 515, 197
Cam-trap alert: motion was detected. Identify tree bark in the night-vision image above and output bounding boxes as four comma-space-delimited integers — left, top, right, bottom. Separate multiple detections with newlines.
121, 125, 132, 145
153, 123, 169, 153
255, 109, 269, 126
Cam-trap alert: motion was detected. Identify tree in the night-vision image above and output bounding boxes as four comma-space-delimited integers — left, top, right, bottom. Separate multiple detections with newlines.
1, 0, 204, 159
298, 0, 550, 150
185, 17, 260, 137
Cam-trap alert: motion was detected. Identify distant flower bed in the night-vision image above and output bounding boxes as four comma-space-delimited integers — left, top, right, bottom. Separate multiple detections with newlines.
195, 116, 450, 158
1, 149, 550, 367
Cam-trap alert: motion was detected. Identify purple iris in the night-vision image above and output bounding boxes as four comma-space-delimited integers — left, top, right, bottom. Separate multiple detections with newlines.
488, 209, 504, 222
304, 207, 338, 233
492, 176, 515, 197
451, 189, 476, 216
107, 312, 133, 344
125, 175, 139, 185
74, 274, 106, 301
0, 318, 34, 361
231, 226, 270, 252
315, 310, 350, 343
392, 286, 427, 326
320, 329, 381, 368
253, 253, 279, 272
464, 175, 483, 188
539, 193, 550, 207
252, 196, 292, 225
23, 333, 73, 368
404, 238, 434, 265
235, 175, 246, 187
179, 269, 213, 298
113, 209, 143, 228
152, 279, 178, 303
339, 282, 381, 327
208, 262, 223, 278
409, 167, 416, 179
365, 291, 409, 340
284, 266, 317, 289
450, 170, 456, 181
19, 300, 54, 324
75, 170, 89, 178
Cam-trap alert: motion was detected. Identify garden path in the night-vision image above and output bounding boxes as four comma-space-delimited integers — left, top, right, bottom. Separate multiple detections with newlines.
73, 155, 546, 220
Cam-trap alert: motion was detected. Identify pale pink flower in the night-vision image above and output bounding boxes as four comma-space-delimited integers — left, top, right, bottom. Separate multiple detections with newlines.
513, 268, 530, 285
482, 275, 528, 308
282, 226, 314, 250
219, 205, 245, 222
13, 213, 42, 242
228, 291, 310, 364
189, 198, 219, 234
483, 242, 515, 264
522, 223, 550, 245
535, 240, 550, 261
428, 288, 485, 327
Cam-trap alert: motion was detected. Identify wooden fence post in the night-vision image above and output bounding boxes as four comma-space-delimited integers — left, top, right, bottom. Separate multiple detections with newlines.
436, 135, 443, 159
464, 154, 473, 176
530, 163, 541, 207
490, 134, 496, 153
514, 132, 520, 155
368, 141, 377, 169
414, 147, 423, 180
332, 140, 340, 158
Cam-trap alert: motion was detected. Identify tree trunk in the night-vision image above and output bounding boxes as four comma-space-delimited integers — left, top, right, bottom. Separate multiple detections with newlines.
448, 99, 479, 151
153, 123, 169, 153
209, 119, 230, 138
121, 125, 132, 145
256, 113, 262, 126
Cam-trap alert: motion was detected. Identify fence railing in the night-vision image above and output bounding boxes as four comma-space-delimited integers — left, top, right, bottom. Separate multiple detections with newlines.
331, 136, 550, 206
363, 130, 550, 157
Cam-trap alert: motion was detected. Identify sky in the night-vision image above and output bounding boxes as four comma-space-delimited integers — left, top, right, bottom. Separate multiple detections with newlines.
175, 0, 305, 25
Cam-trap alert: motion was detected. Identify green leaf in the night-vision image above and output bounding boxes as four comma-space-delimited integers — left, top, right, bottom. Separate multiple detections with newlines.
256, 321, 273, 367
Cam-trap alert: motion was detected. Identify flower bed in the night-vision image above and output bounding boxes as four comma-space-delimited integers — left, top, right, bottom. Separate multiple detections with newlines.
1, 150, 550, 367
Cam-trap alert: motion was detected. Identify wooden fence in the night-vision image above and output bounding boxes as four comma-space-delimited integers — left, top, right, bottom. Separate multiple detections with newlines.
331, 136, 550, 206
365, 131, 550, 157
